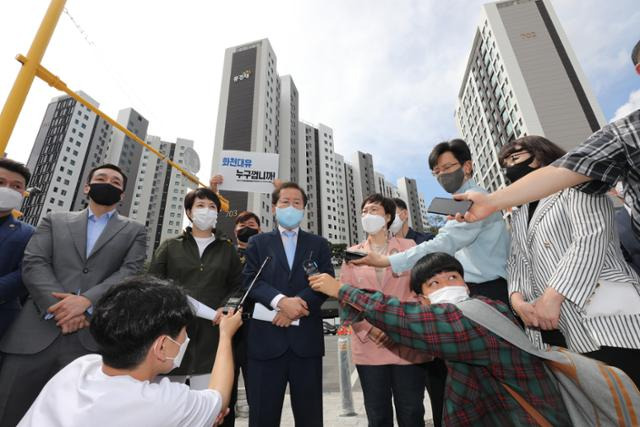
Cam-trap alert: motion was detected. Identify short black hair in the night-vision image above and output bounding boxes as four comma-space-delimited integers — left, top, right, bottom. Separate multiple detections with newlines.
498, 135, 566, 168
428, 139, 472, 170
90, 275, 193, 370
632, 39, 640, 66
272, 182, 308, 207
361, 193, 396, 230
235, 210, 261, 227
392, 198, 408, 211
0, 158, 30, 185
87, 163, 127, 190
184, 187, 221, 212
410, 253, 464, 295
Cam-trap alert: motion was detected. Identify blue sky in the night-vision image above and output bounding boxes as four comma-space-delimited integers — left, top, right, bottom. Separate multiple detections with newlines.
0, 0, 638, 204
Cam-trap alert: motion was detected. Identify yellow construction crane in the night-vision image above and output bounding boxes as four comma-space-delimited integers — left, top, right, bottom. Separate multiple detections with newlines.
0, 0, 229, 211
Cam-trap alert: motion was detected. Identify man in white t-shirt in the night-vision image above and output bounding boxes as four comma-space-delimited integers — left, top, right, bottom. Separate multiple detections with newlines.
19, 275, 242, 427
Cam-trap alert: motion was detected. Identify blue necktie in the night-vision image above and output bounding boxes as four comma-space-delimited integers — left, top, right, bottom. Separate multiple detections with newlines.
283, 230, 296, 269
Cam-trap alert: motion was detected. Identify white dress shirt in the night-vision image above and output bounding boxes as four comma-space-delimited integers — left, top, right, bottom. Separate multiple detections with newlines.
19, 354, 221, 427
270, 225, 300, 309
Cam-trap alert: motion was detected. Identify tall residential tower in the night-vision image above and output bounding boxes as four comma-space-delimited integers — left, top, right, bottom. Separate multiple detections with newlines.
454, 0, 605, 192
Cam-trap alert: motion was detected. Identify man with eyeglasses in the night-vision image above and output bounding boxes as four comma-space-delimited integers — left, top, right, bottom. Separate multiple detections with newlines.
352, 139, 510, 427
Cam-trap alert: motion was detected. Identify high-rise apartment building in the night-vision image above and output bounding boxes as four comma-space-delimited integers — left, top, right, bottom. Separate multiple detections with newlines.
374, 172, 396, 199
106, 108, 149, 215
343, 161, 361, 246
419, 192, 430, 232
454, 0, 605, 192
298, 121, 320, 235
22, 92, 102, 225
212, 39, 283, 237
210, 39, 433, 247
143, 137, 196, 259
315, 124, 348, 244
71, 116, 112, 211
279, 75, 299, 183
397, 177, 424, 231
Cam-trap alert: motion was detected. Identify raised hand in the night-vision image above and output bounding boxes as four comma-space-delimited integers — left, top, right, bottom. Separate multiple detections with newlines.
451, 191, 497, 223
219, 309, 243, 338
308, 273, 341, 298
349, 251, 390, 268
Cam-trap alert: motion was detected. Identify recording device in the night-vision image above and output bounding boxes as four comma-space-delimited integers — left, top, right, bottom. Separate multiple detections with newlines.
232, 255, 272, 313
427, 197, 473, 216
303, 259, 320, 276
344, 250, 367, 262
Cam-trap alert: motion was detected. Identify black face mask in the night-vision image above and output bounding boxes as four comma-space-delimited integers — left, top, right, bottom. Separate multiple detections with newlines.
237, 227, 259, 243
505, 156, 536, 183
88, 183, 123, 206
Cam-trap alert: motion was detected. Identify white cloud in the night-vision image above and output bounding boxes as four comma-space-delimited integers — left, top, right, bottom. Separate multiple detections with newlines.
612, 89, 640, 122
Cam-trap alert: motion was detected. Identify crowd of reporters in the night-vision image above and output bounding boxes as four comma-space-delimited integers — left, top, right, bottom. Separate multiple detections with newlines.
0, 38, 638, 427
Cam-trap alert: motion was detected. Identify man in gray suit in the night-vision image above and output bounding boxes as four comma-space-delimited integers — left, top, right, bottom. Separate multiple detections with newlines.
0, 164, 147, 426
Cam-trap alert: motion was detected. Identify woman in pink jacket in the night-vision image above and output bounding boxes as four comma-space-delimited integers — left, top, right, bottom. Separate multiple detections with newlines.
340, 194, 432, 427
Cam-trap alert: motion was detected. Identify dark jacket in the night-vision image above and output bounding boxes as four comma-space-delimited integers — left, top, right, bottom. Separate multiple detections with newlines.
0, 215, 35, 339
405, 227, 435, 245
149, 228, 243, 375
243, 229, 334, 360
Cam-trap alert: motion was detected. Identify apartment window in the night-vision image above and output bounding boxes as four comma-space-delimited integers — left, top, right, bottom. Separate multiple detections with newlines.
64, 179, 69, 185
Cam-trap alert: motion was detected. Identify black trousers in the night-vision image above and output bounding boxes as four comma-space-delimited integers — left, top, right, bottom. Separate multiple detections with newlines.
248, 350, 323, 427
425, 277, 508, 427
585, 346, 640, 388
0, 333, 88, 427
466, 277, 509, 305
356, 363, 427, 427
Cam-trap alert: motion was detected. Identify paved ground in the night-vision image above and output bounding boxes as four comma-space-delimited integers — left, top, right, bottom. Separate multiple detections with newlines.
234, 334, 434, 426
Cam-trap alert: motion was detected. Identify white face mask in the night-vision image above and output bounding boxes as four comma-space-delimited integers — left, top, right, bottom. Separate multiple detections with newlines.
389, 215, 403, 234
0, 187, 23, 211
191, 207, 218, 231
427, 286, 469, 304
361, 213, 386, 235
166, 335, 190, 369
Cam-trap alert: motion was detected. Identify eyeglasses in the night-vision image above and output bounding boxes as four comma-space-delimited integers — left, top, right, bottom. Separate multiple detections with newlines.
431, 162, 460, 176
502, 150, 531, 167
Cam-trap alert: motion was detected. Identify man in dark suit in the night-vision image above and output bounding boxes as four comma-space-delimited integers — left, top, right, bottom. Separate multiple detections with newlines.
0, 163, 147, 426
0, 158, 35, 339
243, 182, 334, 427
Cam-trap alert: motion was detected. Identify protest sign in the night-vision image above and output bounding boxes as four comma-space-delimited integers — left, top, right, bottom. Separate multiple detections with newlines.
218, 150, 279, 193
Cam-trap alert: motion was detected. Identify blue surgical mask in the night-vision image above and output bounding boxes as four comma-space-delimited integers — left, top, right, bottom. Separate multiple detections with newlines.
276, 206, 304, 229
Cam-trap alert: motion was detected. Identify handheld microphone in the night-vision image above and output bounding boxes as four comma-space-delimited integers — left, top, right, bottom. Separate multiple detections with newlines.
234, 256, 272, 312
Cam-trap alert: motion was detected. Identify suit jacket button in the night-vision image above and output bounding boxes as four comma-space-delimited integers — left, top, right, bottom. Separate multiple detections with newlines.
83, 268, 89, 273
543, 241, 551, 248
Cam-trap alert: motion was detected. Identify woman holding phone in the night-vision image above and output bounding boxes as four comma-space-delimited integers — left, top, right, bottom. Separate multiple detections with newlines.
341, 193, 431, 427
500, 135, 640, 387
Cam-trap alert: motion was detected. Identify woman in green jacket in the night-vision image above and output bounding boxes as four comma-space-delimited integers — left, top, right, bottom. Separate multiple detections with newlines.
149, 187, 243, 426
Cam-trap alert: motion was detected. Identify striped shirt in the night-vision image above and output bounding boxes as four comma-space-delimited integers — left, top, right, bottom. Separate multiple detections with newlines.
508, 189, 640, 353
553, 108, 640, 240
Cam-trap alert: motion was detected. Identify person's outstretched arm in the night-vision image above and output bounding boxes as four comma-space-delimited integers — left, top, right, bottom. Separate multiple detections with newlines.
454, 166, 590, 222
208, 310, 242, 410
